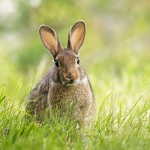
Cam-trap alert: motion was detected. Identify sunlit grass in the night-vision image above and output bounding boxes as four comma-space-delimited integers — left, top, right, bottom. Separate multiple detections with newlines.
0, 0, 150, 149
0, 52, 150, 150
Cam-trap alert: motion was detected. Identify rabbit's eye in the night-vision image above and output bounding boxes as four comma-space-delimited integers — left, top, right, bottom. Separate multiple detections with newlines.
54, 60, 59, 67
77, 57, 80, 64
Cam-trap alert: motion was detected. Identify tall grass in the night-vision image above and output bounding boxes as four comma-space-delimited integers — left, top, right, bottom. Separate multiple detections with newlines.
0, 52, 150, 150
1, 0, 150, 149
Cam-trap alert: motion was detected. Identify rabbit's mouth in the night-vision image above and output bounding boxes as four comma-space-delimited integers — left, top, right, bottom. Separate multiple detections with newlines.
62, 79, 79, 86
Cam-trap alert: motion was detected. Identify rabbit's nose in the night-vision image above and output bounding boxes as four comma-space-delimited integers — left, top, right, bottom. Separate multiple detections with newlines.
65, 73, 74, 82
66, 73, 73, 79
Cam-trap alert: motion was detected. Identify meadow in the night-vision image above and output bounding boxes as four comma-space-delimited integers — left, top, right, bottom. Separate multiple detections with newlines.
0, 0, 150, 149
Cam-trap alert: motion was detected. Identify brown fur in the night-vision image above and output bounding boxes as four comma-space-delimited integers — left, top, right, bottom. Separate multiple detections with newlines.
26, 21, 95, 125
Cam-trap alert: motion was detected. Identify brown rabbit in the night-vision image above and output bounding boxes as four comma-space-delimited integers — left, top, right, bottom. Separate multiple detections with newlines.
26, 20, 95, 126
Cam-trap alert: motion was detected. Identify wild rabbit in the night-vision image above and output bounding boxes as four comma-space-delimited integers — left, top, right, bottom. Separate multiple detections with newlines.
26, 20, 95, 126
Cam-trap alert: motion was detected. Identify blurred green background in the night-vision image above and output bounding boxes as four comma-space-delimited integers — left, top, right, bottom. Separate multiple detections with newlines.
0, 0, 150, 106
1, 1, 150, 149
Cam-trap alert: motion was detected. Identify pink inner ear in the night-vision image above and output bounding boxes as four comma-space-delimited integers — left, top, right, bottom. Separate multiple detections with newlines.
39, 26, 61, 57
70, 27, 84, 50
40, 28, 57, 51
69, 22, 85, 53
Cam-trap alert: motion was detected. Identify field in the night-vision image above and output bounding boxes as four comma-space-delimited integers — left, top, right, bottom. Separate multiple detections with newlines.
0, 0, 150, 150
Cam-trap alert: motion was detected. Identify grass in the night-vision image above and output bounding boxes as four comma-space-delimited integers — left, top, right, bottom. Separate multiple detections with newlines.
0, 89, 149, 150
0, 0, 150, 149
0, 52, 150, 150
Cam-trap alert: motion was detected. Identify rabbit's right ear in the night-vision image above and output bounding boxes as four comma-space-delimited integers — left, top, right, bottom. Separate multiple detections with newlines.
67, 21, 86, 55
39, 25, 63, 58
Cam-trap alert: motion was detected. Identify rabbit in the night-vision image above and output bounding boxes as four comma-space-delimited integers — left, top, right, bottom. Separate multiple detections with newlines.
26, 20, 95, 126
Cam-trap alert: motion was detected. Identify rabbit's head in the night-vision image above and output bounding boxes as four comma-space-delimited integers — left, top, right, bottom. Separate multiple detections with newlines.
39, 21, 86, 85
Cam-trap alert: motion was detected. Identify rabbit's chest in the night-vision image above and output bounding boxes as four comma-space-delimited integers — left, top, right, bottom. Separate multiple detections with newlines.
48, 83, 91, 110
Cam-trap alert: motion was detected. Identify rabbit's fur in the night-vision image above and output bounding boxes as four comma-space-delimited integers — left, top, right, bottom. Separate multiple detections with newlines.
26, 21, 95, 125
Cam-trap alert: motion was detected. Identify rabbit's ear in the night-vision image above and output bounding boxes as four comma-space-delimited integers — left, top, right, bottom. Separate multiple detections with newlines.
39, 25, 63, 58
67, 20, 86, 54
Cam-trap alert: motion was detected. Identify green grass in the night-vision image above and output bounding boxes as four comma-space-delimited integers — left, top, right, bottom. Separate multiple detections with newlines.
1, 0, 150, 149
0, 52, 150, 150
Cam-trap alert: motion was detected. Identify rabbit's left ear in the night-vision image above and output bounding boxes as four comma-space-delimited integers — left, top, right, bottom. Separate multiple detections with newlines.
39, 25, 63, 58
67, 20, 86, 54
